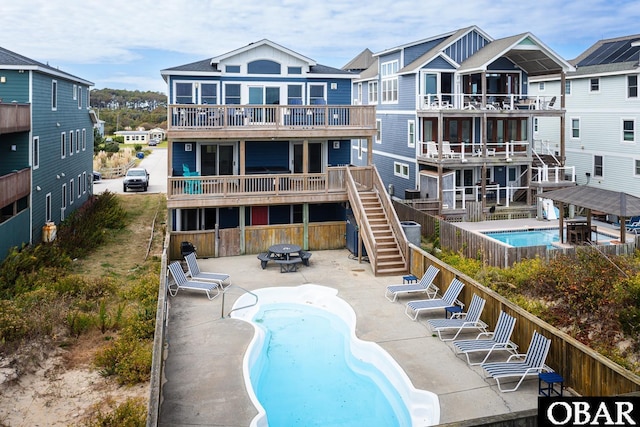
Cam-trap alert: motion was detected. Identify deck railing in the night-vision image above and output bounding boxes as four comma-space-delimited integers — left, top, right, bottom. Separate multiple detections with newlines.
167, 104, 376, 131
418, 140, 530, 161
0, 103, 30, 134
167, 167, 348, 198
418, 93, 559, 111
0, 167, 30, 208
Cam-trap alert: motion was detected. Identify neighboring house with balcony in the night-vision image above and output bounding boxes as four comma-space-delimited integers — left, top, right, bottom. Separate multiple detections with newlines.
0, 46, 95, 261
350, 26, 575, 218
161, 39, 407, 275
530, 34, 640, 203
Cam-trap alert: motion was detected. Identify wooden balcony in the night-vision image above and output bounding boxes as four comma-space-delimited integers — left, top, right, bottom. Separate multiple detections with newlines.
0, 103, 30, 135
167, 167, 350, 209
166, 104, 377, 140
0, 167, 30, 208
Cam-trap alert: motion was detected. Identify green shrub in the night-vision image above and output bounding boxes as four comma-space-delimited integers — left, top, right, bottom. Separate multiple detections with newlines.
0, 300, 29, 342
134, 144, 142, 152
82, 397, 147, 427
104, 142, 120, 153
94, 334, 152, 385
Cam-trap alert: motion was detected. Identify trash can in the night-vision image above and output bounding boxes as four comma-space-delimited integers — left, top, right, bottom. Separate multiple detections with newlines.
401, 221, 421, 247
136, 152, 144, 159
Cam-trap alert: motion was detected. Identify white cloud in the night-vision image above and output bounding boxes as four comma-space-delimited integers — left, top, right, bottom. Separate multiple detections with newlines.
2, 0, 639, 91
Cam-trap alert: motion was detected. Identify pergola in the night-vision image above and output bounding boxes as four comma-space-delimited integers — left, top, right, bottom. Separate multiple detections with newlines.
542, 186, 640, 243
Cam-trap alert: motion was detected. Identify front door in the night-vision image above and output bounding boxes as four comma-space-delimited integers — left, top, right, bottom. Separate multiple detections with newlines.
252, 206, 268, 225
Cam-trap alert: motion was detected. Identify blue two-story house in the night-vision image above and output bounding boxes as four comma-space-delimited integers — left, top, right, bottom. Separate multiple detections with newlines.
161, 40, 407, 275
351, 26, 575, 218
0, 47, 95, 261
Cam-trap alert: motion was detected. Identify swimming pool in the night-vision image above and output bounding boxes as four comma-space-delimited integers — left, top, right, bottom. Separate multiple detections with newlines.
483, 228, 615, 249
231, 285, 440, 427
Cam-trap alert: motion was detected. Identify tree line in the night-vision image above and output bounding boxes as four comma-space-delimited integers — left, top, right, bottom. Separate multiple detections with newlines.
90, 88, 167, 135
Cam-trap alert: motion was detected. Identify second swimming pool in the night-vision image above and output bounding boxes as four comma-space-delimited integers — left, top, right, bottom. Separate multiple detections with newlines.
483, 228, 615, 249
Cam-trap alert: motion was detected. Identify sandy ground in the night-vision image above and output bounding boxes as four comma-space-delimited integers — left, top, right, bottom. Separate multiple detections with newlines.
0, 335, 148, 426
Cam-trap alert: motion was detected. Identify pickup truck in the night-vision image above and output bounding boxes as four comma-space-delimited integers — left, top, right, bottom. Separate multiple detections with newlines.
123, 167, 150, 192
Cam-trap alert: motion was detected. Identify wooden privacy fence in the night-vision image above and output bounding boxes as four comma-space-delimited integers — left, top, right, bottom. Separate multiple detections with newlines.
168, 221, 345, 259
407, 244, 640, 396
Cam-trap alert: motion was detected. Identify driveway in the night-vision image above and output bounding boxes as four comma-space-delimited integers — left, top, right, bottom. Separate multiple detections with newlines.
93, 148, 167, 195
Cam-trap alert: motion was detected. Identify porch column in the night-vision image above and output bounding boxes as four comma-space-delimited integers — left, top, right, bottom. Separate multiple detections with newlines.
437, 113, 444, 210
303, 139, 309, 174
559, 202, 565, 243
239, 206, 246, 254
367, 136, 373, 165
303, 203, 309, 250
560, 72, 566, 165
481, 71, 487, 106
239, 140, 246, 174
481, 163, 487, 209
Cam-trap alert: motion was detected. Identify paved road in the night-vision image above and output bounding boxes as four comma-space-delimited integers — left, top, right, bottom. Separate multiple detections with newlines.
93, 148, 167, 195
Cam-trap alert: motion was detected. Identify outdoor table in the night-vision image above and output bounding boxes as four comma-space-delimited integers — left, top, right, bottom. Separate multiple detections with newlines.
268, 244, 302, 260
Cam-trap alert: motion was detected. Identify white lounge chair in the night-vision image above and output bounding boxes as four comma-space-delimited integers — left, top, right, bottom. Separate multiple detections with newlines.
385, 265, 440, 302
167, 261, 222, 300
184, 252, 230, 287
442, 140, 462, 159
427, 294, 487, 341
405, 278, 465, 321
452, 310, 518, 365
481, 331, 552, 392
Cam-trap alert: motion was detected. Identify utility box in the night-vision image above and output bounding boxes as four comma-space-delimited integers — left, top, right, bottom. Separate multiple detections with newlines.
401, 221, 421, 247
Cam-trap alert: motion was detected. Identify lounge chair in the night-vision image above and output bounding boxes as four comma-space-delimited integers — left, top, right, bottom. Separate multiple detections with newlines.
481, 330, 552, 392
442, 140, 462, 159
452, 310, 518, 365
427, 294, 487, 341
184, 252, 230, 287
167, 261, 222, 300
385, 265, 440, 302
405, 278, 465, 321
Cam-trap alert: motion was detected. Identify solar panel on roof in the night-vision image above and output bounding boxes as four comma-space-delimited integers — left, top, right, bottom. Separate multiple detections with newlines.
578, 39, 640, 66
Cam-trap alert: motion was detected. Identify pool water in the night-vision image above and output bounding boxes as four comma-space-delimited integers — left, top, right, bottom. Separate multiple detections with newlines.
484, 228, 613, 249
231, 285, 440, 427
252, 304, 409, 426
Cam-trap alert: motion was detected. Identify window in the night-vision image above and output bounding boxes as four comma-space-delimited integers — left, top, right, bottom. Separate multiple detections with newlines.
82, 171, 87, 194
394, 162, 409, 179
45, 193, 52, 222
78, 87, 82, 108
590, 78, 599, 92
534, 118, 539, 133
628, 75, 638, 98
565, 80, 571, 95
33, 136, 39, 169
309, 84, 325, 104
69, 130, 74, 156
52, 80, 58, 110
225, 65, 240, 73
287, 85, 303, 104
635, 159, 640, 176
407, 120, 415, 147
76, 130, 80, 152
61, 132, 66, 158
594, 155, 603, 177
225, 84, 241, 104
368, 81, 378, 104
201, 83, 218, 104
571, 118, 580, 139
82, 129, 86, 151
538, 82, 545, 91
77, 175, 81, 198
61, 184, 67, 221
356, 83, 362, 104
381, 60, 399, 103
623, 119, 635, 142
375, 119, 382, 144
288, 66, 302, 74
175, 82, 193, 104
73, 84, 77, 100
69, 179, 74, 205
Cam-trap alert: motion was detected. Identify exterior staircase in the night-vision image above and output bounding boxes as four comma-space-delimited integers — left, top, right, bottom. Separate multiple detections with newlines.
345, 166, 408, 276
358, 191, 406, 275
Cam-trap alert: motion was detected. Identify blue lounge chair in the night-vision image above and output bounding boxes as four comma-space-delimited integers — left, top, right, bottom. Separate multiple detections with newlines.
452, 310, 518, 365
427, 294, 487, 341
405, 278, 464, 321
184, 252, 230, 287
385, 265, 440, 302
167, 261, 222, 300
481, 331, 552, 392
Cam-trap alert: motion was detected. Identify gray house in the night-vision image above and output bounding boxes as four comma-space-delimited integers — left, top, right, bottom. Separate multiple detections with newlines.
0, 46, 95, 261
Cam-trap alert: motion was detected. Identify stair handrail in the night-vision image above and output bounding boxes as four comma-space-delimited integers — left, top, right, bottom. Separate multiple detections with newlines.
370, 166, 408, 269
345, 167, 378, 273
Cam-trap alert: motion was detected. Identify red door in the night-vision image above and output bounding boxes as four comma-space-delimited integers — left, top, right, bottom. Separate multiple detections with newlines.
251, 206, 268, 225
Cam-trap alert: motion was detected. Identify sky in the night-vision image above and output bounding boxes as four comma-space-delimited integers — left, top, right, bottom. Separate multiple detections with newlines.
2, 0, 639, 94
